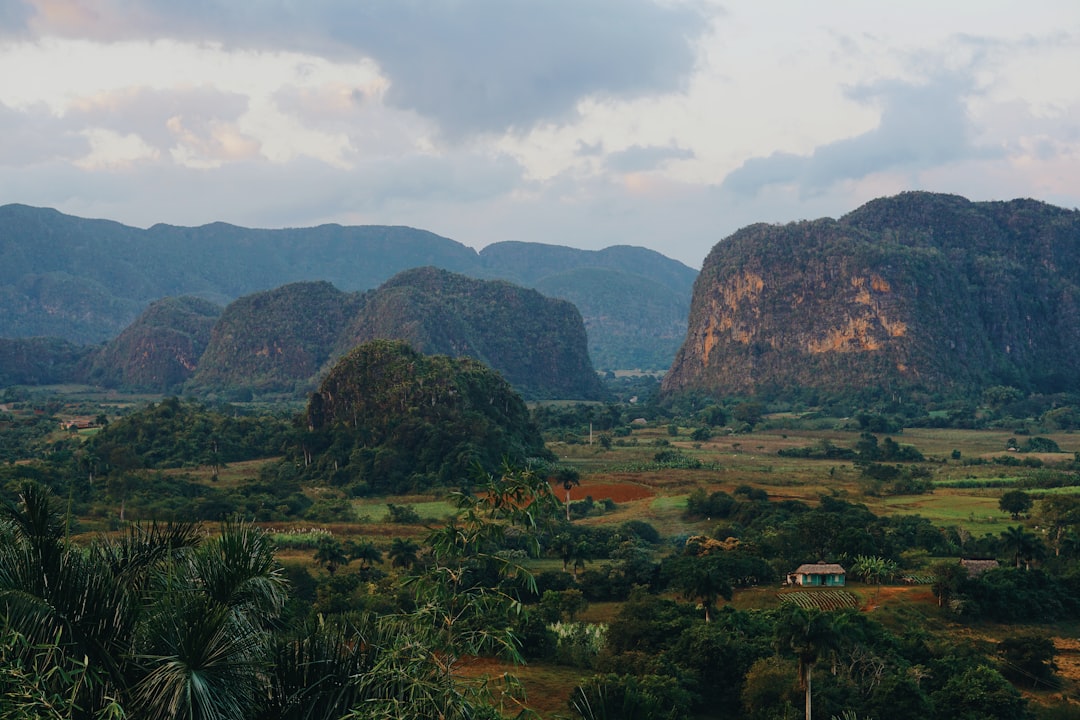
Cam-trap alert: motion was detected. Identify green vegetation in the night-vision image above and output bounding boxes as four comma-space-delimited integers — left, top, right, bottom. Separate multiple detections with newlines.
4, 374, 1080, 718
299, 340, 553, 493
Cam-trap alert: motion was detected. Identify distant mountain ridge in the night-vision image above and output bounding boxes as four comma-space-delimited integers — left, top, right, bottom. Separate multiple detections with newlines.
0, 204, 695, 371
663, 192, 1080, 401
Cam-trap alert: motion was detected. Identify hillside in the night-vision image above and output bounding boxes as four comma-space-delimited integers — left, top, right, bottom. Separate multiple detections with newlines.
85, 296, 222, 392
341, 267, 604, 400
0, 205, 695, 371
663, 192, 1080, 401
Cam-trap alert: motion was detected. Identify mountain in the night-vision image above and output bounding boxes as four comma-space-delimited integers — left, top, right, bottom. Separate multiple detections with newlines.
340, 267, 604, 400
304, 339, 552, 492
0, 204, 696, 370
185, 269, 602, 400
478, 242, 695, 370
85, 296, 222, 392
0, 337, 93, 387
532, 267, 688, 371
662, 192, 1080, 401
189, 282, 361, 395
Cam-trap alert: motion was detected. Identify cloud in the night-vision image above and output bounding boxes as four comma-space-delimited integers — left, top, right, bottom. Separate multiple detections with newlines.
17, 0, 709, 138
67, 86, 251, 151
0, 140, 527, 231
721, 69, 999, 196
0, 101, 88, 165
606, 144, 695, 173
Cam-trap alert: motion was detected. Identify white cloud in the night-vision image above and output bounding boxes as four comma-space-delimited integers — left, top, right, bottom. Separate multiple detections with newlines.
74, 128, 159, 169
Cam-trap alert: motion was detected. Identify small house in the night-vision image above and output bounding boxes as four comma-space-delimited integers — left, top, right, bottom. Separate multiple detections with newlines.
960, 558, 999, 577
789, 562, 846, 587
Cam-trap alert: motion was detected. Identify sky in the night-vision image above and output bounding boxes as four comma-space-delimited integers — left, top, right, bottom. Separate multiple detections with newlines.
1, 1, 1078, 269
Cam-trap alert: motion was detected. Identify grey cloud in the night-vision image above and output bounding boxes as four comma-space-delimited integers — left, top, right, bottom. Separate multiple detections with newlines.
721, 70, 998, 196
332, 1, 708, 138
0, 143, 526, 229
33, 0, 709, 139
0, 102, 89, 166
606, 144, 695, 173
575, 140, 604, 157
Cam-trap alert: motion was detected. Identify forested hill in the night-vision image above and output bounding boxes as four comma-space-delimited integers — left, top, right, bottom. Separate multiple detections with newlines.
663, 192, 1080, 402
173, 270, 602, 401
0, 204, 695, 371
341, 267, 603, 400
303, 339, 552, 491
85, 296, 222, 392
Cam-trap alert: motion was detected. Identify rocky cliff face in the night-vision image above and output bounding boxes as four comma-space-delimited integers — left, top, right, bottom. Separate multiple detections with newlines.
662, 192, 1080, 400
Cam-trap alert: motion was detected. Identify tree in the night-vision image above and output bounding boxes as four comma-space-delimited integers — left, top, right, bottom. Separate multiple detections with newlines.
999, 525, 1043, 569
929, 560, 967, 608
998, 490, 1033, 520
1037, 495, 1080, 557
0, 485, 287, 719
850, 555, 898, 599
353, 462, 561, 719
731, 402, 765, 428
345, 539, 383, 569
555, 466, 581, 522
388, 537, 420, 570
667, 554, 733, 623
997, 635, 1059, 689
313, 536, 349, 576
774, 605, 841, 720
930, 665, 1028, 720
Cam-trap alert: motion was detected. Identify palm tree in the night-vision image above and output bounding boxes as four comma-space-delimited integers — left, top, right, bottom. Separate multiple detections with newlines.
1000, 525, 1043, 569
313, 537, 349, 575
550, 532, 576, 572
0, 485, 287, 720
774, 605, 841, 720
572, 540, 591, 577
346, 539, 383, 569
389, 537, 420, 570
129, 518, 288, 719
265, 615, 380, 720
555, 466, 580, 521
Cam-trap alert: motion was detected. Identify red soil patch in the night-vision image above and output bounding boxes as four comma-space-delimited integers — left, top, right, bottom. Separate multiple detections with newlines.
552, 480, 656, 503
862, 584, 936, 611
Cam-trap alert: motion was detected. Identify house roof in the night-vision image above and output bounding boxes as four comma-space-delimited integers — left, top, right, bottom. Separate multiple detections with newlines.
960, 559, 999, 576
794, 563, 845, 575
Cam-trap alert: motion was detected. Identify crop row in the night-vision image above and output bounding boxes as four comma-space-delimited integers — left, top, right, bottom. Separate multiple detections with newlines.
778, 590, 861, 611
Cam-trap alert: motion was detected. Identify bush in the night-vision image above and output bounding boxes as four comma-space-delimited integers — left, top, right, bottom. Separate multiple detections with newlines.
385, 503, 421, 524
